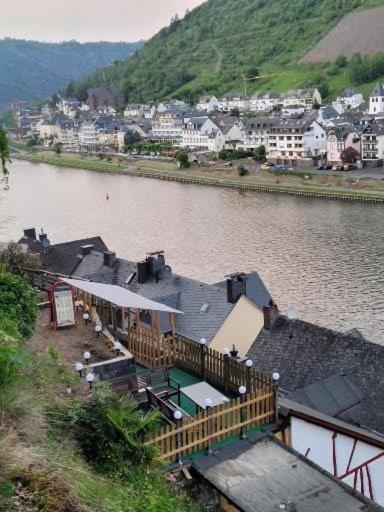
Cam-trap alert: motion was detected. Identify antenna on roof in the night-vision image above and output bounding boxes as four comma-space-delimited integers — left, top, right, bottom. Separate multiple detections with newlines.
286, 304, 298, 320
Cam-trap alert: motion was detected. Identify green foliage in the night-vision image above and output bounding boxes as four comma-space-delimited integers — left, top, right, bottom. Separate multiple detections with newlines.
341, 146, 360, 163
238, 165, 248, 176
0, 240, 41, 275
348, 52, 384, 85
0, 273, 37, 339
253, 145, 266, 161
124, 130, 143, 149
0, 39, 142, 110
66, 0, 384, 103
219, 148, 253, 160
176, 152, 190, 168
53, 142, 62, 155
335, 55, 348, 68
0, 128, 10, 177
26, 133, 40, 148
230, 107, 240, 117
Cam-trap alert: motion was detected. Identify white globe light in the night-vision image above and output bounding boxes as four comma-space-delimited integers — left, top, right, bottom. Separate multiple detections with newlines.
272, 372, 280, 382
239, 385, 247, 395
223, 348, 230, 356
205, 398, 213, 408
83, 313, 89, 320
173, 410, 183, 421
114, 341, 122, 351
200, 338, 207, 345
86, 373, 94, 383
95, 325, 102, 333
245, 359, 253, 368
75, 362, 84, 372
83, 351, 91, 360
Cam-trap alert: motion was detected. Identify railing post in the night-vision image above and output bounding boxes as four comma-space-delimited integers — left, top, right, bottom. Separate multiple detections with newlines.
199, 338, 207, 380
272, 372, 280, 424
245, 359, 253, 393
173, 411, 183, 465
205, 399, 213, 455
223, 348, 230, 393
239, 386, 247, 439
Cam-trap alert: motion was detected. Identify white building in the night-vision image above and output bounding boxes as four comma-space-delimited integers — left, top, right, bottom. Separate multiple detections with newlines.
180, 117, 225, 151
361, 124, 384, 165
57, 121, 79, 150
124, 104, 144, 118
267, 114, 326, 166
249, 92, 280, 112
237, 117, 276, 150
281, 88, 321, 109
79, 121, 100, 147
218, 93, 248, 113
369, 82, 384, 115
151, 111, 183, 139
335, 88, 364, 110
196, 95, 220, 113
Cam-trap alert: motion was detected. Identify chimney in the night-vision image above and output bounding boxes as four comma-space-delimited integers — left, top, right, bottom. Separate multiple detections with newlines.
103, 251, 116, 267
23, 228, 36, 240
81, 244, 94, 257
263, 299, 278, 330
137, 260, 149, 284
226, 273, 246, 304
39, 232, 47, 242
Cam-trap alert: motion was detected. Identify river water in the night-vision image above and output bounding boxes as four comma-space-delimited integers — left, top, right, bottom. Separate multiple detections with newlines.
1, 160, 384, 343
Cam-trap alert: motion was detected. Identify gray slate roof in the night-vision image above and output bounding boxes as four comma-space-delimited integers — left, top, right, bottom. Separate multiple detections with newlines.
247, 315, 384, 435
371, 82, 384, 97
194, 434, 382, 512
74, 251, 271, 342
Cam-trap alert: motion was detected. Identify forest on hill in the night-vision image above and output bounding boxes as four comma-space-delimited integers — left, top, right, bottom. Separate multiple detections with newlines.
65, 0, 384, 104
0, 39, 143, 111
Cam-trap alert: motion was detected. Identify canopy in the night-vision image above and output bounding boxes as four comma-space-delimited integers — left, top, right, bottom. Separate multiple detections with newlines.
62, 278, 183, 314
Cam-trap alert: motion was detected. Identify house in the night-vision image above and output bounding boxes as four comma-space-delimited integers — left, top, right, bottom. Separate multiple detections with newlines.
124, 104, 144, 118
195, 95, 219, 113
237, 117, 276, 150
335, 89, 364, 111
211, 116, 244, 149
281, 88, 321, 109
326, 126, 361, 165
249, 92, 280, 112
78, 120, 101, 147
361, 123, 384, 166
87, 87, 124, 112
246, 306, 384, 436
58, 98, 82, 118
117, 123, 149, 151
56, 119, 79, 151
218, 93, 248, 113
316, 105, 341, 127
193, 434, 382, 512
35, 120, 58, 144
151, 111, 184, 140
369, 83, 384, 115
267, 113, 326, 166
180, 117, 225, 150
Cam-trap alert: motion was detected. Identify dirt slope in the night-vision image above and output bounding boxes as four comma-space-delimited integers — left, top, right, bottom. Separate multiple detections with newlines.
300, 7, 384, 63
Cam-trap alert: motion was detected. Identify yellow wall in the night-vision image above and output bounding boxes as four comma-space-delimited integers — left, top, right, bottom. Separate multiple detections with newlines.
210, 296, 264, 357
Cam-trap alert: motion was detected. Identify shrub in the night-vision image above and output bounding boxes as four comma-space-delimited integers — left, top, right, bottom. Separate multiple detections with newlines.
238, 165, 248, 176
176, 152, 190, 168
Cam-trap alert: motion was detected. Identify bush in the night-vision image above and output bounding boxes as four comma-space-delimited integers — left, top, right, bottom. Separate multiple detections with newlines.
238, 165, 248, 176
176, 152, 190, 168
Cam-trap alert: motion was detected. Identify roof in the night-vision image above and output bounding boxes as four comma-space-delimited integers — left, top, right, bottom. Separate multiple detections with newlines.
287, 373, 363, 424
73, 250, 271, 342
319, 105, 339, 120
339, 88, 360, 98
19, 235, 108, 275
194, 434, 382, 512
62, 277, 182, 313
371, 82, 384, 97
247, 315, 384, 435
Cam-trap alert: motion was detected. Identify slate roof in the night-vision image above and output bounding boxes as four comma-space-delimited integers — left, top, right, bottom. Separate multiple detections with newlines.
319, 105, 339, 120
371, 82, 384, 97
339, 88, 359, 98
287, 373, 364, 424
247, 315, 384, 435
73, 251, 272, 342
19, 235, 109, 276
194, 434, 382, 512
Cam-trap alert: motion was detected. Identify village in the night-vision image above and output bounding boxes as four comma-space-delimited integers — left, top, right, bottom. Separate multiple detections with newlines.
2, 226, 382, 511
9, 84, 384, 171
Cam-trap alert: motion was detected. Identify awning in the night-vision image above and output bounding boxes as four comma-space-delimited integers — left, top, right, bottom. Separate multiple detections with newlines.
62, 278, 183, 314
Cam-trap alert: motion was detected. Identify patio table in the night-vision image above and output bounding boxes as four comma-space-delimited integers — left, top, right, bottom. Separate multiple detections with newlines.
180, 381, 230, 410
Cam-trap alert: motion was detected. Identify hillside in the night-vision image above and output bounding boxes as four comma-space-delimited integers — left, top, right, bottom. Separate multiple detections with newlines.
66, 0, 384, 103
0, 39, 143, 111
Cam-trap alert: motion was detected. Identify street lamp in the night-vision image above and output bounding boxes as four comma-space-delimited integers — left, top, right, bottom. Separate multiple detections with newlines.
200, 338, 207, 379
205, 398, 213, 454
245, 359, 253, 392
95, 324, 102, 337
173, 410, 183, 421
114, 340, 122, 356
239, 386, 247, 439
83, 351, 91, 363
223, 347, 230, 356
86, 372, 94, 389
173, 410, 183, 465
83, 312, 89, 326
199, 338, 207, 345
245, 359, 253, 368
272, 372, 280, 424
205, 398, 213, 409
75, 361, 84, 377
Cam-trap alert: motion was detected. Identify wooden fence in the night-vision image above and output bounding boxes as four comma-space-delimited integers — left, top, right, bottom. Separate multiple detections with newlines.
145, 389, 275, 462
127, 328, 272, 393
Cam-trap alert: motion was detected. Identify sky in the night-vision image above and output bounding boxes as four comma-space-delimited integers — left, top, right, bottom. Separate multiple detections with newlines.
0, 0, 205, 43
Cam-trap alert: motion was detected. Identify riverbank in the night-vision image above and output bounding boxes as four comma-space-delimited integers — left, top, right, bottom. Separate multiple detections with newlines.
15, 151, 384, 203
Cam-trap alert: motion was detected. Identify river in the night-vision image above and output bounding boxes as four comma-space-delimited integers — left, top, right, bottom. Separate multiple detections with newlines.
1, 160, 384, 343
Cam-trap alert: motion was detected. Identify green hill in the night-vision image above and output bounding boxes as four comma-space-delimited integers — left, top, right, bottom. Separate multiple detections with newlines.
0, 39, 143, 111
66, 0, 384, 104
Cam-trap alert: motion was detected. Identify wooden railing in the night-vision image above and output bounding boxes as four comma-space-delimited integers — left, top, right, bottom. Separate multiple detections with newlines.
127, 328, 272, 392
145, 389, 275, 462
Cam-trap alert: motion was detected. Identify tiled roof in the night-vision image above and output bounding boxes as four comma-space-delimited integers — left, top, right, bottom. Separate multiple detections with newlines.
371, 82, 384, 97
247, 315, 384, 435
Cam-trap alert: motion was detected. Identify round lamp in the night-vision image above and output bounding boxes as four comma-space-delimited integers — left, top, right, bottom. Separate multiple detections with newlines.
75, 362, 84, 376
173, 410, 183, 421
83, 312, 89, 325
114, 341, 122, 354
223, 347, 230, 356
245, 359, 253, 368
95, 325, 102, 337
200, 338, 207, 345
86, 372, 94, 389
83, 351, 91, 362
272, 372, 280, 382
239, 385, 247, 395
205, 398, 213, 408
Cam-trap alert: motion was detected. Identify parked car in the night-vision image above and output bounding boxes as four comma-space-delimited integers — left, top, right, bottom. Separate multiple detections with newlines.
260, 164, 271, 171
343, 163, 355, 171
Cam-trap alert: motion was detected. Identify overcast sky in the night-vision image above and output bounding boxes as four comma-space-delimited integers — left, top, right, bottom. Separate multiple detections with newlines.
0, 0, 205, 42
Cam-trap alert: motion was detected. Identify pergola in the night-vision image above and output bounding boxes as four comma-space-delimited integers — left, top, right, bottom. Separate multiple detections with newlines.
62, 277, 182, 338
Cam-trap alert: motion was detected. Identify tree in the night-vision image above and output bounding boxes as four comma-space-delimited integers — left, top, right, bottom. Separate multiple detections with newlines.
230, 107, 240, 117
124, 130, 142, 150
26, 134, 39, 148
176, 152, 190, 168
0, 241, 40, 276
335, 55, 347, 68
238, 164, 248, 176
340, 146, 360, 164
0, 128, 10, 178
53, 142, 62, 155
254, 145, 266, 161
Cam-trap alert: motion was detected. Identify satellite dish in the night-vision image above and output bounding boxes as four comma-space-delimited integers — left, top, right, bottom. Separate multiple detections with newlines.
42, 238, 51, 249
286, 304, 298, 320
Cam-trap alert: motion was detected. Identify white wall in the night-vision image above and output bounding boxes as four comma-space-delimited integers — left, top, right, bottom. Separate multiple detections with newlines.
291, 416, 384, 506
